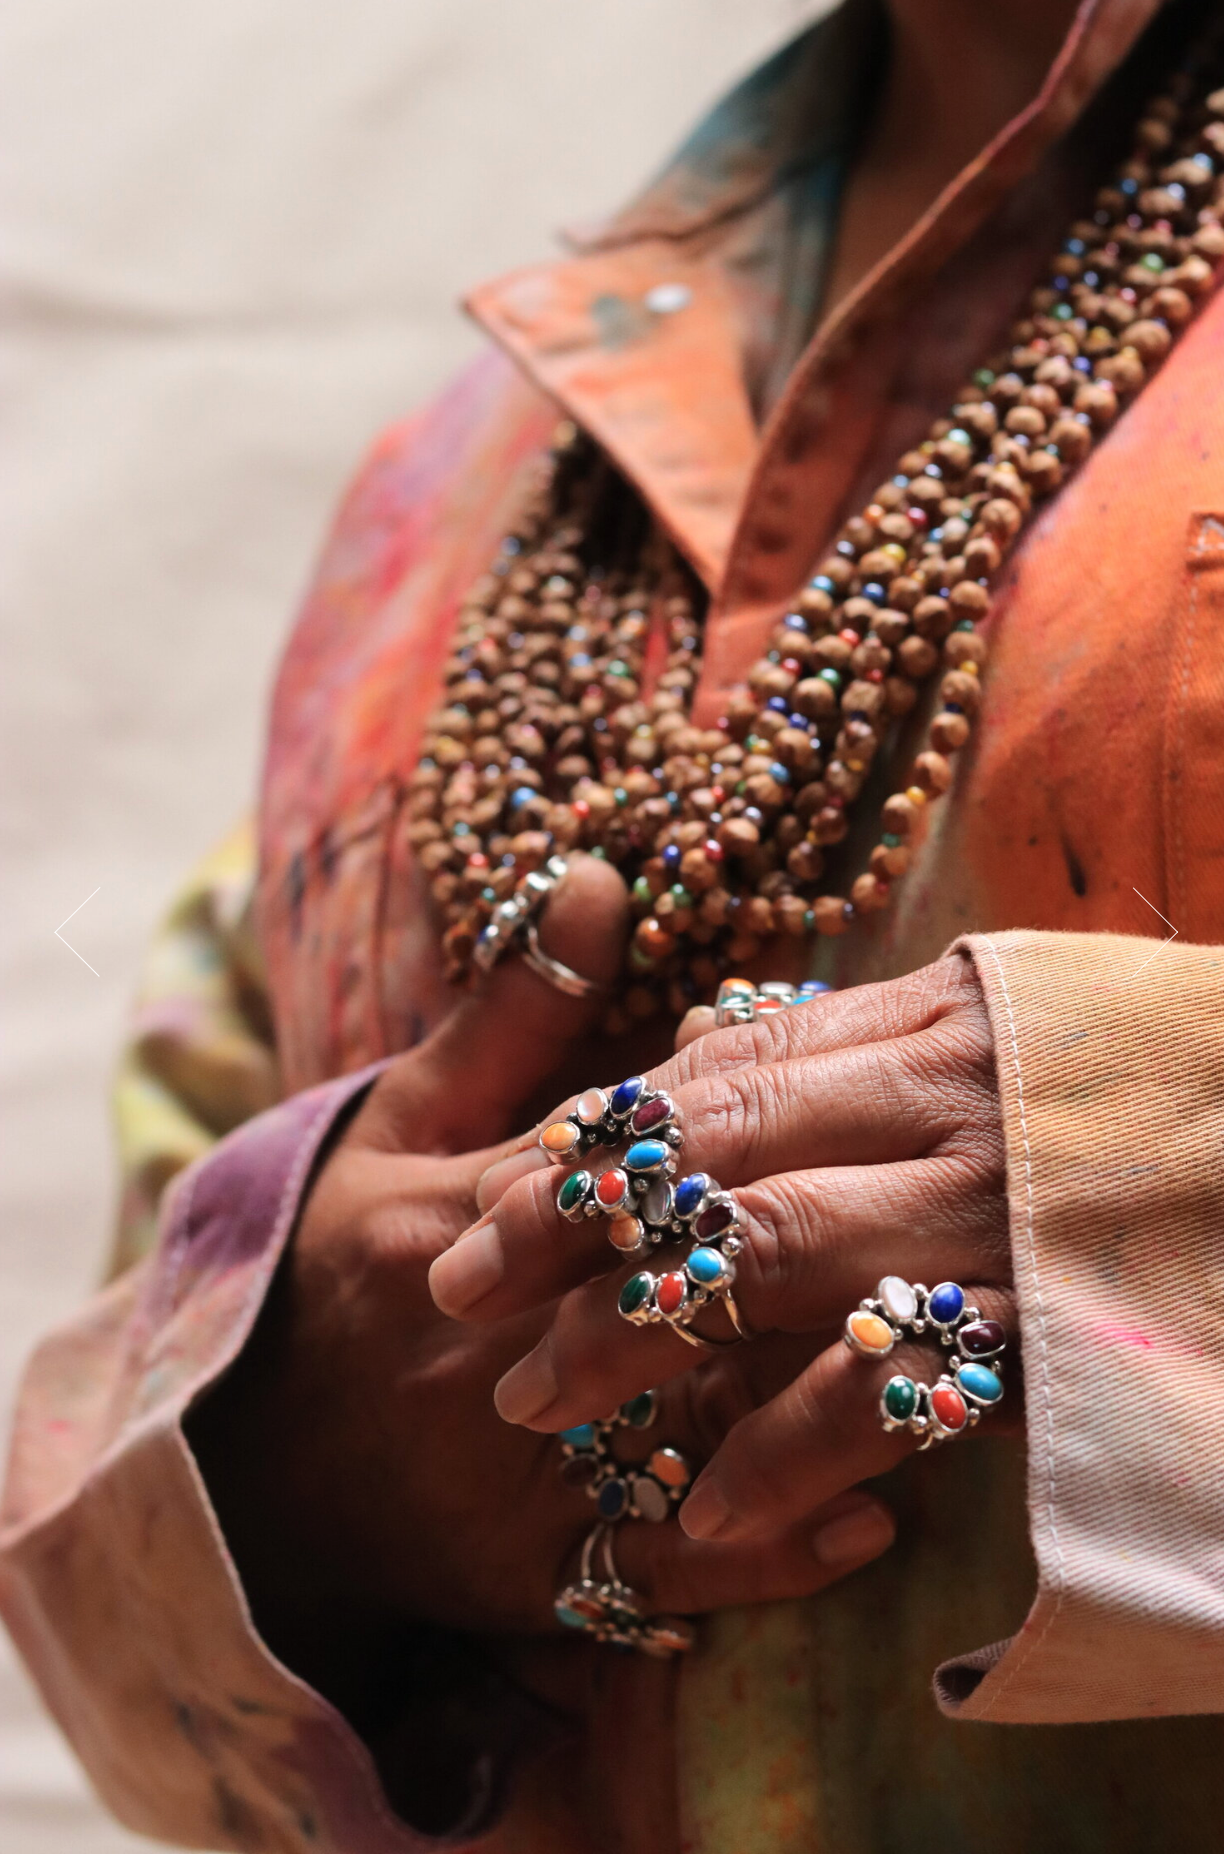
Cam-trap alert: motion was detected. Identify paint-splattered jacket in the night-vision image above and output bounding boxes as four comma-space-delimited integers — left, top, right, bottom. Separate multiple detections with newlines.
6, 0, 1224, 1848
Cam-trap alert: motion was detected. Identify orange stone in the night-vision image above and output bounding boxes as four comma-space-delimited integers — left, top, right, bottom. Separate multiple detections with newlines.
649, 1447, 690, 1488
608, 1213, 645, 1252
540, 1121, 579, 1156
847, 1311, 896, 1354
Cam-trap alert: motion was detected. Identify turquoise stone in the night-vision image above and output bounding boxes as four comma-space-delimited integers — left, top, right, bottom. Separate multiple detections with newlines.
619, 1272, 654, 1316
558, 1170, 592, 1214
625, 1139, 669, 1173
883, 1376, 917, 1422
556, 1604, 588, 1630
958, 1363, 1003, 1404
559, 1423, 597, 1448
686, 1246, 727, 1287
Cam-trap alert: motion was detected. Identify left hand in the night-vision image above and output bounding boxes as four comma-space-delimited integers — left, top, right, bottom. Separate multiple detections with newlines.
428, 953, 1017, 1545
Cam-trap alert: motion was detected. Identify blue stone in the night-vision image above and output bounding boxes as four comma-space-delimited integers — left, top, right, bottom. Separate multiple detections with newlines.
687, 1247, 726, 1287
861, 581, 886, 604
610, 1076, 645, 1117
928, 1281, 965, 1325
598, 1478, 628, 1519
767, 695, 789, 712
958, 1363, 1004, 1405
798, 980, 831, 996
812, 574, 837, 595
559, 1423, 597, 1449
625, 1139, 669, 1174
662, 844, 681, 873
769, 761, 791, 785
674, 1173, 711, 1219
510, 785, 537, 810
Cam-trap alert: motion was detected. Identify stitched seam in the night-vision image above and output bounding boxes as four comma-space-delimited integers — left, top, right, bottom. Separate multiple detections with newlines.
971, 936, 1066, 1711
1169, 567, 1199, 931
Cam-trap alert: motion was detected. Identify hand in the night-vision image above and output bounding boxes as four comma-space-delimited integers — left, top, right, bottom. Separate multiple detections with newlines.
429, 954, 1014, 1549
188, 858, 896, 1839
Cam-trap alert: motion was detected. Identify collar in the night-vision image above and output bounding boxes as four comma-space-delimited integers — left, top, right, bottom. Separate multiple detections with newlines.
467, 0, 1167, 705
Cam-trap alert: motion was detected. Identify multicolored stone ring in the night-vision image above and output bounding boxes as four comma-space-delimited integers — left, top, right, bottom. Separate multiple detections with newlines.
554, 1524, 695, 1659
554, 1390, 694, 1524
539, 1075, 749, 1345
713, 976, 832, 1026
843, 1276, 1007, 1449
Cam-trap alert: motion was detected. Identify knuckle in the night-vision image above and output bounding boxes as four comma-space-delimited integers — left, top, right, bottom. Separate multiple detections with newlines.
735, 1174, 828, 1317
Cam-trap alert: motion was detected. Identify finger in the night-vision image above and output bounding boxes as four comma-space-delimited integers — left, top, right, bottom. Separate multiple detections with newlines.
601, 1488, 897, 1623
357, 854, 630, 1152
485, 1157, 1007, 1429
674, 1006, 716, 1051
677, 1288, 1020, 1544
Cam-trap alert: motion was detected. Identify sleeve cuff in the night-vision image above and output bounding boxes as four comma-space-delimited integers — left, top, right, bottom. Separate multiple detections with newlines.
933, 930, 1224, 1723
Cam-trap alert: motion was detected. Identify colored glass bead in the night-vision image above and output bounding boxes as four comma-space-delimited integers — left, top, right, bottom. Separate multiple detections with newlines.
957, 1363, 1004, 1404
959, 1319, 1005, 1357
847, 1310, 896, 1354
656, 1272, 688, 1317
540, 1120, 580, 1156
610, 1077, 645, 1117
927, 1281, 966, 1326
687, 1246, 728, 1288
883, 1376, 918, 1422
595, 1168, 629, 1210
618, 1272, 654, 1316
674, 1173, 711, 1218
625, 1139, 669, 1173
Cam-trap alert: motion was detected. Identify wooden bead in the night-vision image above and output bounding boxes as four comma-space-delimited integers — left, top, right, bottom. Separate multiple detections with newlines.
1073, 380, 1119, 426
944, 631, 988, 669
871, 841, 911, 878
792, 677, 838, 720
980, 497, 1024, 539
884, 676, 919, 716
813, 896, 851, 936
897, 635, 939, 679
941, 670, 981, 713
851, 873, 891, 912
776, 895, 811, 935
930, 711, 972, 753
787, 839, 825, 883
949, 580, 989, 618
912, 751, 953, 796
881, 792, 919, 834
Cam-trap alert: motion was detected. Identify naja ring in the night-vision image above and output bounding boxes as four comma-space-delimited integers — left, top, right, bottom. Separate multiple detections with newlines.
714, 977, 832, 1027
843, 1276, 1006, 1449
521, 920, 605, 999
617, 1242, 748, 1347
554, 1524, 694, 1657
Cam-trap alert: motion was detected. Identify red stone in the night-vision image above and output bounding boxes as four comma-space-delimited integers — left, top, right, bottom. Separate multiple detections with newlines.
595, 1169, 628, 1210
694, 1202, 734, 1241
930, 1386, 967, 1432
656, 1272, 687, 1317
631, 1096, 671, 1133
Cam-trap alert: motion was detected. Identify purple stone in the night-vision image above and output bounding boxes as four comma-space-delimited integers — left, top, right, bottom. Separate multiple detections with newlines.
959, 1319, 1005, 1357
631, 1096, 672, 1134
694, 1201, 734, 1241
560, 1452, 600, 1489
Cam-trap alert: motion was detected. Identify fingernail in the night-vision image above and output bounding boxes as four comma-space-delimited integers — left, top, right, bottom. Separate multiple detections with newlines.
494, 1346, 558, 1425
428, 1222, 504, 1315
813, 1503, 895, 1568
476, 1146, 549, 1214
678, 1475, 731, 1541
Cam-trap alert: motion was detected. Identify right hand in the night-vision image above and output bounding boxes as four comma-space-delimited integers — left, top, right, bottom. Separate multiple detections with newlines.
188, 857, 895, 1840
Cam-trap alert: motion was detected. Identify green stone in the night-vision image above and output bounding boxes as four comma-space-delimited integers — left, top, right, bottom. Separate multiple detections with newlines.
558, 1171, 592, 1214
818, 668, 843, 689
622, 1391, 656, 1429
1141, 252, 1165, 273
632, 876, 652, 905
884, 1376, 918, 1422
670, 885, 693, 909
972, 368, 996, 388
619, 1272, 654, 1316
614, 787, 628, 806
1052, 303, 1074, 320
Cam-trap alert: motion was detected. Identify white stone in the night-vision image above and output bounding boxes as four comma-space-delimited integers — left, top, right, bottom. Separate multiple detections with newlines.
641, 1179, 672, 1223
644, 281, 692, 315
575, 1087, 607, 1125
877, 1275, 917, 1323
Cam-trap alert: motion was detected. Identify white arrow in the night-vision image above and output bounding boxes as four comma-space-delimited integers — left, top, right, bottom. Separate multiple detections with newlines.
54, 887, 101, 976
1129, 887, 1178, 979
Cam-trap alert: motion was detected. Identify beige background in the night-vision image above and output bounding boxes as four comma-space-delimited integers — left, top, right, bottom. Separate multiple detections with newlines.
1, 2, 816, 1846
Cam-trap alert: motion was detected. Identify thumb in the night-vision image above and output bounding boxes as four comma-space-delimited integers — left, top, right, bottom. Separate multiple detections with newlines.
374, 854, 629, 1150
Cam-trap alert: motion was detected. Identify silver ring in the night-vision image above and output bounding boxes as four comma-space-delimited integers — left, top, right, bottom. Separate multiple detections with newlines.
843, 1276, 1006, 1450
713, 977, 832, 1026
522, 920, 605, 998
553, 1524, 694, 1657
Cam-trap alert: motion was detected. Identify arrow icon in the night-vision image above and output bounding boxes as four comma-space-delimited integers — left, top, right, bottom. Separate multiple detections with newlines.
54, 887, 101, 976
1129, 887, 1178, 980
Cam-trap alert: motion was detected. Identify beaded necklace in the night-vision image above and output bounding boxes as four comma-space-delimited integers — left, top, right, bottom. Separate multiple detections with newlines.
409, 35, 1224, 1031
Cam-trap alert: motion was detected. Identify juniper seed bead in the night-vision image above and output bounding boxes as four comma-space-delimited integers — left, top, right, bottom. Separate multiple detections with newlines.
813, 895, 851, 936
1074, 380, 1120, 426
949, 580, 989, 619
912, 751, 953, 797
1024, 451, 1064, 494
884, 676, 919, 716
930, 711, 972, 753
944, 630, 988, 668
941, 670, 981, 713
873, 609, 911, 646
980, 497, 1024, 539
871, 841, 911, 878
898, 635, 939, 678
787, 839, 825, 883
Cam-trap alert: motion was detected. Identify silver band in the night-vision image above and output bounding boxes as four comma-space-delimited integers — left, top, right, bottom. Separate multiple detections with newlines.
522, 920, 605, 998
843, 1276, 1007, 1450
714, 977, 833, 1026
